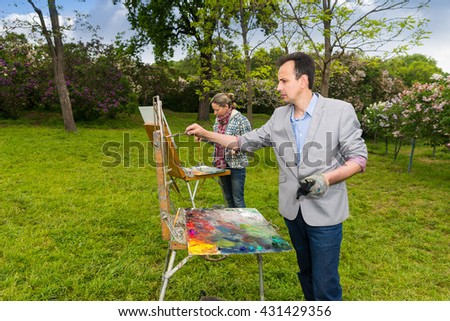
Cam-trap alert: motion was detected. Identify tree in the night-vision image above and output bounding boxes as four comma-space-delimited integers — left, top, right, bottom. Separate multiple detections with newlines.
117, 0, 223, 121
394, 75, 449, 172
282, 0, 430, 97
27, 0, 77, 132
250, 47, 282, 114
228, 0, 278, 124
366, 74, 450, 172
211, 36, 244, 86
362, 101, 405, 159
328, 53, 404, 114
270, 6, 300, 55
383, 53, 445, 87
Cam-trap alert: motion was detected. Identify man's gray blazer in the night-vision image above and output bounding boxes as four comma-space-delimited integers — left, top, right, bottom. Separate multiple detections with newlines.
239, 94, 368, 226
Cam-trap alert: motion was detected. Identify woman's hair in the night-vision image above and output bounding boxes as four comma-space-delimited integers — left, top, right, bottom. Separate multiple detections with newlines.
210, 93, 237, 109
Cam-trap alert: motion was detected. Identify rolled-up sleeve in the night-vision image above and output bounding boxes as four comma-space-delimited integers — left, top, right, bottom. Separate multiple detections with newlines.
348, 156, 367, 172
340, 103, 368, 172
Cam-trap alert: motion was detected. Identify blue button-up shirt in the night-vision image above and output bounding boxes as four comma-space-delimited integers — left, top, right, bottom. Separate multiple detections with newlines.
290, 93, 318, 165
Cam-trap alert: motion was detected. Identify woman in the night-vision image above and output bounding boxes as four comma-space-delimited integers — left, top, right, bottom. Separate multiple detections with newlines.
210, 93, 251, 208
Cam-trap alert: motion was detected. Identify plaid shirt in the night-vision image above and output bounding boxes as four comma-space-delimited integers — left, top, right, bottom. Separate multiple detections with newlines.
212, 110, 251, 169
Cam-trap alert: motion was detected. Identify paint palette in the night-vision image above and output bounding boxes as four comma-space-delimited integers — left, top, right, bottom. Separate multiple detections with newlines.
185, 208, 292, 255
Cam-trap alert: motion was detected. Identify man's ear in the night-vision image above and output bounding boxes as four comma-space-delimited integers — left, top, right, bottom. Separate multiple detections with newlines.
300, 74, 309, 88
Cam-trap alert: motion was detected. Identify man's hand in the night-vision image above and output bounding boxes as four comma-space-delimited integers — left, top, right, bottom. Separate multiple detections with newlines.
296, 174, 329, 199
186, 124, 240, 151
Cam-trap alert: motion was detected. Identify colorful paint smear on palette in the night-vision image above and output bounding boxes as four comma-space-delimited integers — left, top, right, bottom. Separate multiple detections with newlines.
185, 208, 292, 255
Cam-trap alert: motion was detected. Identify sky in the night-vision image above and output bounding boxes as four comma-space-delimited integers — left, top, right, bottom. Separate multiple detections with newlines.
1, 0, 449, 73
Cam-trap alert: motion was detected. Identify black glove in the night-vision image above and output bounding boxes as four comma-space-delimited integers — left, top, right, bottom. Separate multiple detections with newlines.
296, 174, 328, 199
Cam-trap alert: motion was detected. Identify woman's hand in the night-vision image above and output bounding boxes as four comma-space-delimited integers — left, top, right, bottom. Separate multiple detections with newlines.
185, 123, 207, 139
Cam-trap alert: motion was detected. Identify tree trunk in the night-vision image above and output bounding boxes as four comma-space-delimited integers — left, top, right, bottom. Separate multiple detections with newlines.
29, 0, 77, 132
196, 47, 213, 121
320, 61, 331, 97
240, 0, 253, 125
197, 95, 210, 121
394, 138, 403, 161
53, 56, 76, 132
244, 63, 253, 125
48, 0, 77, 132
407, 137, 416, 173
320, 0, 332, 97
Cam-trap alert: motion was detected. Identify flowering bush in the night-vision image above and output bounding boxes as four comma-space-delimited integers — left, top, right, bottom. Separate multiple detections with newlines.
363, 100, 402, 140
362, 100, 405, 157
41, 42, 133, 121
328, 54, 404, 114
394, 74, 449, 147
363, 74, 449, 171
364, 74, 449, 147
0, 34, 48, 119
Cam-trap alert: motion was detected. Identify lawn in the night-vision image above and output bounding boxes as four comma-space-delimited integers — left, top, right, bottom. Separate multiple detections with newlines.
0, 111, 449, 301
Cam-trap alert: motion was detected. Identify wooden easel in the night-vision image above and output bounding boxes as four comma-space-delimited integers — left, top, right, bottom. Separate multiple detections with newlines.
142, 97, 230, 208
142, 96, 230, 300
153, 129, 191, 301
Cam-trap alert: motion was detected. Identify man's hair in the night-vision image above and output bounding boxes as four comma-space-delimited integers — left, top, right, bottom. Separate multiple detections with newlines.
276, 52, 315, 90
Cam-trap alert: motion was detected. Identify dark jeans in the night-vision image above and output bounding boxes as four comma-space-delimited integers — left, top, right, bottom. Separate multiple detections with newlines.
284, 207, 343, 301
219, 168, 246, 208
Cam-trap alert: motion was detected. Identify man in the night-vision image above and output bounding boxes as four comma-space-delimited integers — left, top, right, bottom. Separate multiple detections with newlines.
186, 52, 367, 301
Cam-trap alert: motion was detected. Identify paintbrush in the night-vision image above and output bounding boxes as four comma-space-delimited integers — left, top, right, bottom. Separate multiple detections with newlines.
165, 132, 187, 138
173, 208, 181, 226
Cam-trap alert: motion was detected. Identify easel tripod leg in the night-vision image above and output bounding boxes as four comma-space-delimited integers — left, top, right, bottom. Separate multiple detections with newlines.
186, 182, 196, 208
257, 254, 265, 301
162, 247, 172, 273
159, 249, 177, 301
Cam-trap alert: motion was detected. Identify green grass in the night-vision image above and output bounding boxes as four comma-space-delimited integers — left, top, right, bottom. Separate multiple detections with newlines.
0, 111, 449, 301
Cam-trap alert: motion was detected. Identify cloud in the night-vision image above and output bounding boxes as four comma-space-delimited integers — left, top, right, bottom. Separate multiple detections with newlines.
407, 1, 450, 72
84, 0, 132, 42
75, 0, 156, 62
1, 11, 76, 42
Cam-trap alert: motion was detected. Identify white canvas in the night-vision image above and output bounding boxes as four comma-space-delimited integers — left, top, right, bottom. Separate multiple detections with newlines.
138, 106, 155, 123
